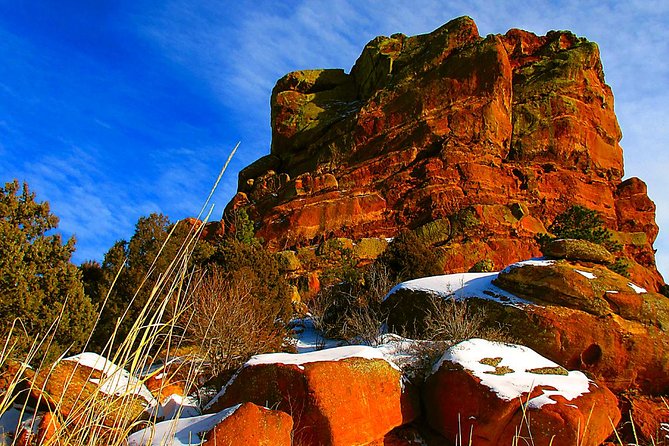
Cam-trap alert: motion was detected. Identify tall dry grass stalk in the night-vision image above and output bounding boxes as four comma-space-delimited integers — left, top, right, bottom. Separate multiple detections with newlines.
0, 144, 239, 446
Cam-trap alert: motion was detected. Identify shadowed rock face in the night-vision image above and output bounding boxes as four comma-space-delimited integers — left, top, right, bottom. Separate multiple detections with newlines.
227, 16, 663, 290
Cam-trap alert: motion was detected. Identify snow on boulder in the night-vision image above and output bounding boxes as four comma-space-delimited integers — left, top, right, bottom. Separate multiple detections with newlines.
205, 345, 419, 446
492, 260, 669, 393
127, 402, 292, 446
384, 259, 669, 394
27, 353, 157, 428
62, 353, 156, 406
382, 271, 528, 333
424, 339, 620, 446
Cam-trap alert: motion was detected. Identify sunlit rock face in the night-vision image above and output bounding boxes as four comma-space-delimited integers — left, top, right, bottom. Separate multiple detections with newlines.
227, 16, 663, 290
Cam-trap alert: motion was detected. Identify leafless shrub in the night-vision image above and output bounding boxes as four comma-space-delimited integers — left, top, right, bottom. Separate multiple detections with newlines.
184, 267, 288, 378
397, 296, 513, 383
309, 263, 393, 345
422, 297, 510, 345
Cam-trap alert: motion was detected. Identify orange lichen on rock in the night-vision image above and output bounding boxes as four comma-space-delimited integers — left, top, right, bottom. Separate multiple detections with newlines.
202, 402, 293, 446
206, 350, 419, 446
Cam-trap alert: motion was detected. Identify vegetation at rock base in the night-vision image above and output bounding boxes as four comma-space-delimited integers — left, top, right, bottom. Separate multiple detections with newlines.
310, 263, 393, 344
538, 204, 621, 252
0, 180, 96, 363
377, 230, 444, 281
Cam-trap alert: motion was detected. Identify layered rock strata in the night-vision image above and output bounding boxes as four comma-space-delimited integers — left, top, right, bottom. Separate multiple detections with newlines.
226, 16, 663, 290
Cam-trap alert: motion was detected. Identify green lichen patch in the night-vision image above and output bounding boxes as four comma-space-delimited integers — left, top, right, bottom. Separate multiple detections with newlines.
526, 366, 569, 376
414, 218, 451, 246
479, 357, 502, 367
484, 365, 514, 375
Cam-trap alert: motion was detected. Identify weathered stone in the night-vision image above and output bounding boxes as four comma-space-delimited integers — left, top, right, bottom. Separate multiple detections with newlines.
413, 219, 451, 246
27, 353, 155, 428
223, 16, 663, 291
205, 347, 419, 446
542, 238, 615, 264
626, 395, 669, 444
353, 237, 389, 260
424, 339, 621, 446
276, 250, 301, 272
202, 402, 293, 446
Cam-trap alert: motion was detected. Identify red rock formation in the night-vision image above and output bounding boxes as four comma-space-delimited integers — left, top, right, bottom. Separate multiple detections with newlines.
205, 347, 419, 446
227, 16, 663, 290
202, 402, 293, 446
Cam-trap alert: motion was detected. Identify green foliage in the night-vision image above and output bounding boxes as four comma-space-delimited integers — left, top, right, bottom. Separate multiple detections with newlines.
0, 180, 96, 362
209, 239, 293, 322
85, 214, 214, 350
608, 258, 631, 278
543, 205, 616, 247
469, 259, 494, 273
226, 208, 258, 246
538, 205, 622, 255
378, 230, 444, 281
319, 239, 361, 287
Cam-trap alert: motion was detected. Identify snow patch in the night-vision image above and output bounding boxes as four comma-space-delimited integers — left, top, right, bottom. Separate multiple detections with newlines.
290, 318, 343, 353
575, 270, 596, 279
628, 282, 647, 294
127, 404, 241, 446
375, 334, 438, 376
500, 258, 555, 275
433, 338, 591, 409
159, 394, 200, 420
383, 272, 529, 307
0, 405, 34, 439
245, 345, 398, 370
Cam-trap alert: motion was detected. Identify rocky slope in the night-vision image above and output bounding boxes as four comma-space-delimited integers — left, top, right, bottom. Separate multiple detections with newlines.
225, 16, 663, 291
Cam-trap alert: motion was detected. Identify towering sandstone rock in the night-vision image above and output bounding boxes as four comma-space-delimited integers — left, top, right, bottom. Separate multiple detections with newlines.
227, 17, 663, 290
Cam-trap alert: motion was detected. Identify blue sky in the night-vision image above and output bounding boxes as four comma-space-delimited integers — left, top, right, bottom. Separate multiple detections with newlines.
2, 1, 668, 279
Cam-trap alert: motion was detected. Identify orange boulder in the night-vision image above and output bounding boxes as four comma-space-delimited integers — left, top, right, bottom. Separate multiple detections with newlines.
424, 339, 621, 446
205, 346, 419, 446
202, 402, 292, 446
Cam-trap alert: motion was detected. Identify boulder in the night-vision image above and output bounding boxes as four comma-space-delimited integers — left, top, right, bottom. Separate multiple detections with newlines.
128, 402, 291, 446
202, 402, 292, 446
13, 411, 60, 446
353, 237, 389, 260
221, 16, 663, 291
205, 346, 419, 446
542, 238, 615, 264
384, 261, 669, 394
625, 395, 669, 444
424, 339, 620, 446
28, 353, 156, 428
276, 250, 301, 272
493, 259, 628, 315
